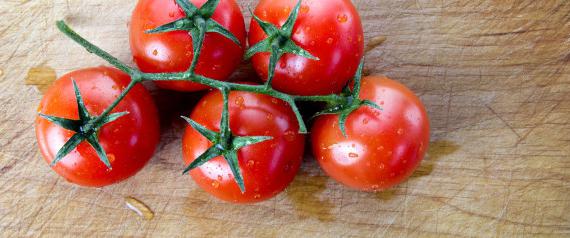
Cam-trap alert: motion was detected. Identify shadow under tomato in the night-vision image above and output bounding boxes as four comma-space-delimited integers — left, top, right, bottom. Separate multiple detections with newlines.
146, 82, 207, 130
410, 140, 460, 179
373, 140, 460, 201
228, 61, 258, 83
375, 189, 398, 201
285, 159, 335, 222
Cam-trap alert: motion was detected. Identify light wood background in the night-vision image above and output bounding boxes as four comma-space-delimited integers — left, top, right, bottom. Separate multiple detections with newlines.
1, 0, 569, 237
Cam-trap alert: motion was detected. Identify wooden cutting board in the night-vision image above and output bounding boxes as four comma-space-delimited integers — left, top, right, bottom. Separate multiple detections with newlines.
1, 0, 569, 237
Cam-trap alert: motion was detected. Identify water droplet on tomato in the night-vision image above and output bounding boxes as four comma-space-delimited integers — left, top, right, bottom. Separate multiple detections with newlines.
235, 96, 245, 106
254, 194, 262, 199
266, 113, 274, 120
284, 131, 296, 142
326, 38, 334, 44
279, 61, 287, 68
363, 118, 369, 124
217, 175, 223, 181
152, 49, 158, 56
337, 14, 348, 23
371, 185, 380, 190
377, 146, 384, 151
379, 163, 385, 169
212, 180, 220, 188
271, 98, 279, 104
349, 152, 359, 158
169, 12, 175, 18
247, 160, 255, 168
310, 40, 316, 46
300, 5, 310, 13
397, 128, 404, 135
107, 154, 116, 163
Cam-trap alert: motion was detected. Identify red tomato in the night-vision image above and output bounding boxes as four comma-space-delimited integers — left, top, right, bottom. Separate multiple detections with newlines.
248, 0, 364, 96
311, 76, 430, 191
130, 0, 246, 91
36, 67, 160, 187
182, 87, 305, 203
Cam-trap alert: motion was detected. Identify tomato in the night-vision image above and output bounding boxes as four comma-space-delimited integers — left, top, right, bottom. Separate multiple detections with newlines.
248, 0, 364, 96
36, 67, 160, 187
311, 76, 430, 191
182, 87, 305, 203
130, 0, 246, 92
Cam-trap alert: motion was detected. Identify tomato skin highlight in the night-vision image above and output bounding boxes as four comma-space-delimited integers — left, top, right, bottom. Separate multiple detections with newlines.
248, 0, 364, 96
182, 87, 305, 203
130, 0, 246, 92
35, 67, 160, 187
311, 76, 430, 191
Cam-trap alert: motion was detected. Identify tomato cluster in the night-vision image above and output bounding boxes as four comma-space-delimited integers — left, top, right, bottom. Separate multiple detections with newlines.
36, 0, 430, 204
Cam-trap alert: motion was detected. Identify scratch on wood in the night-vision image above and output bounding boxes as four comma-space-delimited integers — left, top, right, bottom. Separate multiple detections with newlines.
514, 101, 561, 146
473, 28, 552, 37
485, 105, 521, 138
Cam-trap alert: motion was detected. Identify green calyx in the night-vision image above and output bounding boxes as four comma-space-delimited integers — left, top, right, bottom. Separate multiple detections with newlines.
146, 0, 241, 72
181, 88, 272, 192
312, 60, 383, 137
245, 0, 318, 88
39, 80, 130, 168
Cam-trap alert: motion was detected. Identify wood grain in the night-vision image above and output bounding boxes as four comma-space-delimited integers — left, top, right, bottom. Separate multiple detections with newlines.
1, 0, 569, 237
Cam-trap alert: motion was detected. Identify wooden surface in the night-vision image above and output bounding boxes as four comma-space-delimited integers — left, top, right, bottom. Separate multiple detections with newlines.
1, 0, 569, 237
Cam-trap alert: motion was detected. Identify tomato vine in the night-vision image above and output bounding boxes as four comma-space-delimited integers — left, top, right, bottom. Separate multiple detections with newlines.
45, 0, 380, 192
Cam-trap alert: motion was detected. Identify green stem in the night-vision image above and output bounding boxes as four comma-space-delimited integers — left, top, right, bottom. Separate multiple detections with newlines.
93, 77, 140, 124
187, 18, 207, 73
56, 20, 352, 134
294, 94, 344, 104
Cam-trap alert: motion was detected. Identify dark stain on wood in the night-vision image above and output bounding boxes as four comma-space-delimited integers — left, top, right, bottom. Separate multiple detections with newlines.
286, 171, 335, 222
25, 66, 57, 94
